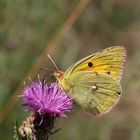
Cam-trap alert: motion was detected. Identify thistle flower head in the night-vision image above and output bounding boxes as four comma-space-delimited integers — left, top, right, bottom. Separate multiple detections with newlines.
20, 80, 73, 117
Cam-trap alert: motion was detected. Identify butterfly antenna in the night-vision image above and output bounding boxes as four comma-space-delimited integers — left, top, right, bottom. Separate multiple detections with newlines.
48, 54, 59, 71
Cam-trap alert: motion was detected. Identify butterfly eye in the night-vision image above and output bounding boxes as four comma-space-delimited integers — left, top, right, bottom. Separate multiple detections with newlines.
54, 71, 61, 78
57, 73, 61, 77
88, 62, 93, 67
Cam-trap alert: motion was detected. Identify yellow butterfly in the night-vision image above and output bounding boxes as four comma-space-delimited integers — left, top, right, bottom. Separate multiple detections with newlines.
53, 46, 126, 116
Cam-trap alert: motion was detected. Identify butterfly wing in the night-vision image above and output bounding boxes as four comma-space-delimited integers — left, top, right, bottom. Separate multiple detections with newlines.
66, 71, 122, 116
65, 46, 126, 82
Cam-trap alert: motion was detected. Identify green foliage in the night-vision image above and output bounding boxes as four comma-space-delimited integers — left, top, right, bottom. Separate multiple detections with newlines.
13, 121, 21, 140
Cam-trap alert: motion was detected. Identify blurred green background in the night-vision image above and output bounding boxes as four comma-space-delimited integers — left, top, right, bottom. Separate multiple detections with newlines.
0, 0, 140, 139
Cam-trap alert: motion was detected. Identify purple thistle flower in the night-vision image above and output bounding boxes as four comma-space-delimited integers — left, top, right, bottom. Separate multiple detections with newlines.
20, 81, 73, 117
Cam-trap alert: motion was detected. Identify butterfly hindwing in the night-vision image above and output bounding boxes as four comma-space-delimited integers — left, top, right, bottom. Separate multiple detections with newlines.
65, 46, 126, 82
67, 71, 121, 116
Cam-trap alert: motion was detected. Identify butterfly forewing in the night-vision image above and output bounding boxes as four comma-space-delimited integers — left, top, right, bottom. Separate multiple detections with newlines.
65, 46, 126, 82
67, 71, 122, 116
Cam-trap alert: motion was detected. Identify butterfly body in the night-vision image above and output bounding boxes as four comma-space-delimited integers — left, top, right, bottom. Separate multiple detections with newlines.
54, 46, 126, 116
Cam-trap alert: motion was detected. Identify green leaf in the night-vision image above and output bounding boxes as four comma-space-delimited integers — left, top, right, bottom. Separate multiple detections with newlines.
13, 120, 20, 140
